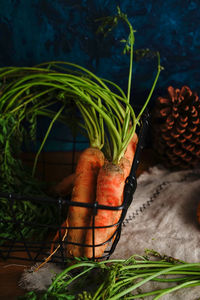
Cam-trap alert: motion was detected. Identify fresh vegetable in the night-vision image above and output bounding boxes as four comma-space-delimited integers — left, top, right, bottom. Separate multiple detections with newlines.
50, 136, 137, 260
49, 7, 160, 261
84, 134, 138, 259
49, 80, 107, 257
83, 132, 138, 259
84, 161, 128, 258
18, 250, 200, 300
83, 8, 161, 259
123, 132, 138, 168
0, 7, 162, 261
66, 147, 105, 258
52, 173, 76, 197
50, 149, 105, 258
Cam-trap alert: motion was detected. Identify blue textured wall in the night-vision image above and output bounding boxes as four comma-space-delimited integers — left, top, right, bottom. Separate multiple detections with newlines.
0, 0, 200, 151
0, 0, 200, 101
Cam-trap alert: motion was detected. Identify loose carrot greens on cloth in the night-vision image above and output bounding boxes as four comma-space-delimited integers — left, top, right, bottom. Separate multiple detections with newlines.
18, 250, 200, 300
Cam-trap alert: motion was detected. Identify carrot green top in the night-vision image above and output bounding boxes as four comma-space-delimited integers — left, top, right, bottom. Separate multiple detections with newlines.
0, 7, 162, 168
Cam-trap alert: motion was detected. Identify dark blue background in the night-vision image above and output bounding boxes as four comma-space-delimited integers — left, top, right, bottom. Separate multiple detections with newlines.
0, 0, 199, 150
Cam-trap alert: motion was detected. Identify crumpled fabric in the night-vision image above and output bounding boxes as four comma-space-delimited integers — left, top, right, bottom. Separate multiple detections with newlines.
19, 165, 200, 299
111, 165, 200, 299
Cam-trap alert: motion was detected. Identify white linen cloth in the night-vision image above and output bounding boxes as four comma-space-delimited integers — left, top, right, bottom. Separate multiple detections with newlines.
111, 165, 200, 299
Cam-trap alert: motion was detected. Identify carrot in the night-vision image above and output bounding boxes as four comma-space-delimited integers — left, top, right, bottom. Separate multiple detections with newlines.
66, 147, 104, 258
84, 163, 124, 258
50, 148, 104, 256
124, 133, 138, 166
52, 173, 76, 197
121, 132, 138, 178
84, 134, 138, 259
47, 7, 160, 263
48, 174, 75, 253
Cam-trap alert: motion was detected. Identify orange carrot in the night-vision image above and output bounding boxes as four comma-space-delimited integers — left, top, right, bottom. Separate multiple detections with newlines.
84, 134, 137, 258
84, 162, 126, 258
124, 133, 138, 166
49, 174, 75, 253
121, 132, 138, 179
53, 173, 76, 197
66, 147, 104, 258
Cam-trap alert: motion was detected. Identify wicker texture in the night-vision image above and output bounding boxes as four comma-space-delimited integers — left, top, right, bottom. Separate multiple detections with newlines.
151, 86, 200, 169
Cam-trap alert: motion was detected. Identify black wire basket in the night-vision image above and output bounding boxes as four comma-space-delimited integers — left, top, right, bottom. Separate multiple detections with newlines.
0, 112, 149, 264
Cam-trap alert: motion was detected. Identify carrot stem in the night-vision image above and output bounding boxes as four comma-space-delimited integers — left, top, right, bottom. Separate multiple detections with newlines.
32, 105, 65, 177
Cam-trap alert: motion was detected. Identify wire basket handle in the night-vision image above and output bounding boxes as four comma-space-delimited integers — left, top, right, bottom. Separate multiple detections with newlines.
123, 109, 150, 212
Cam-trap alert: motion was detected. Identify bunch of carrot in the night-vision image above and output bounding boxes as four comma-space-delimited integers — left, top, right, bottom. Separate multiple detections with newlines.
49, 8, 162, 260
46, 61, 139, 259
0, 7, 162, 261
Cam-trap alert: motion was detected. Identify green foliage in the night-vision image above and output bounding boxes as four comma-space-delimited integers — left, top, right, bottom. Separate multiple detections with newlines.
0, 113, 35, 192
0, 71, 65, 243
18, 252, 200, 299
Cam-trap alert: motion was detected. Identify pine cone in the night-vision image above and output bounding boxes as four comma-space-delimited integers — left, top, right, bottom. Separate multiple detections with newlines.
151, 86, 200, 169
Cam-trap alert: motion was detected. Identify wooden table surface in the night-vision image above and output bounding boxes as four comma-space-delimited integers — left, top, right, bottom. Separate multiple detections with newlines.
0, 149, 156, 300
0, 259, 32, 300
